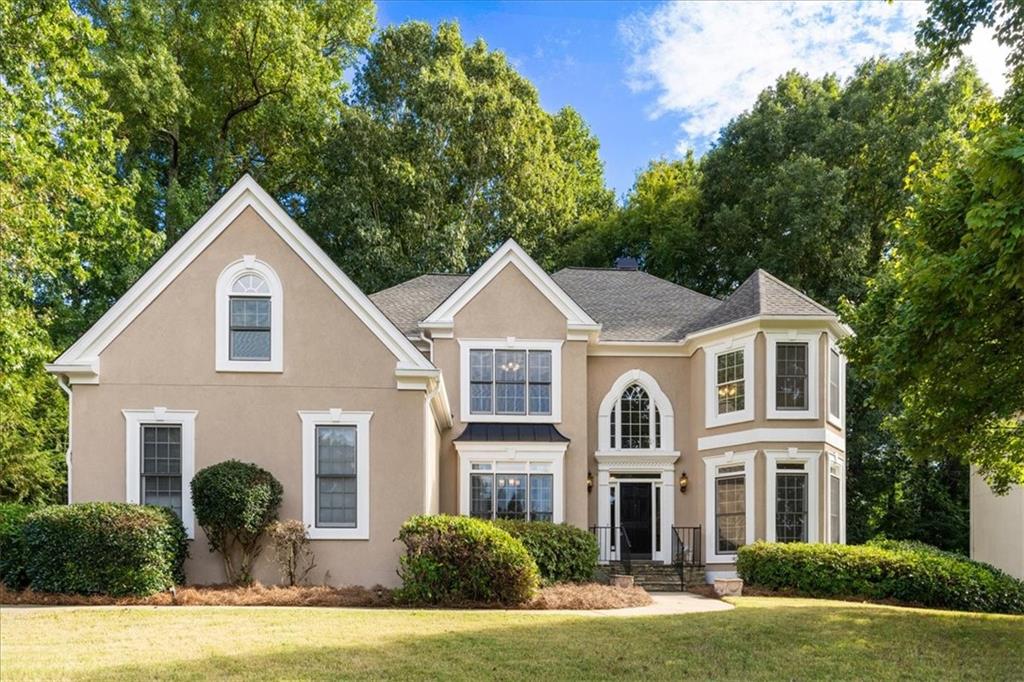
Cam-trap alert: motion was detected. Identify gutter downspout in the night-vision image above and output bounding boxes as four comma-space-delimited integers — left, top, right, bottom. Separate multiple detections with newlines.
56, 375, 72, 504
419, 331, 434, 364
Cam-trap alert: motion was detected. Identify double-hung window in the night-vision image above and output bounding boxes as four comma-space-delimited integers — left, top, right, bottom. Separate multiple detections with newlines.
704, 335, 754, 428
315, 425, 357, 528
775, 343, 808, 410
300, 410, 372, 539
124, 408, 196, 538
141, 424, 183, 519
828, 455, 845, 544
828, 343, 844, 426
767, 333, 820, 419
715, 466, 746, 554
766, 450, 820, 543
774, 463, 808, 543
216, 258, 283, 372
716, 349, 745, 414
468, 463, 554, 522
462, 341, 561, 421
703, 451, 755, 562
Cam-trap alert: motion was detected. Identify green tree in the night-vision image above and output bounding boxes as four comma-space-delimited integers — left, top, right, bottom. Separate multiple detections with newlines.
845, 125, 1024, 493
75, 0, 376, 240
0, 0, 160, 502
560, 155, 702, 281
696, 57, 993, 305
303, 21, 613, 292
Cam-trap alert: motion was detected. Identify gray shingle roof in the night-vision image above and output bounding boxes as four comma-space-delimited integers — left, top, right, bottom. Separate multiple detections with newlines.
693, 269, 835, 331
369, 274, 467, 336
551, 268, 721, 341
368, 266, 835, 342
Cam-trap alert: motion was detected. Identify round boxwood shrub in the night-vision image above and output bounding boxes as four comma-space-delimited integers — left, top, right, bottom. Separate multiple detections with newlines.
492, 520, 598, 584
21, 503, 187, 596
396, 515, 539, 605
737, 540, 1024, 614
0, 502, 34, 589
191, 460, 283, 585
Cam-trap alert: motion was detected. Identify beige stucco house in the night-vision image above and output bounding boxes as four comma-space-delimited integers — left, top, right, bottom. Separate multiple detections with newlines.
47, 176, 850, 587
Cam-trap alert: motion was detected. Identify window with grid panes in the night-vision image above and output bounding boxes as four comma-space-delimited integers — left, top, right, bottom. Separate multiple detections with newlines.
141, 424, 183, 519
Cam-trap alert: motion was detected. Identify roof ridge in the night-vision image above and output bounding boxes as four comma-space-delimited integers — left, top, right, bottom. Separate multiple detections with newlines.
369, 272, 469, 298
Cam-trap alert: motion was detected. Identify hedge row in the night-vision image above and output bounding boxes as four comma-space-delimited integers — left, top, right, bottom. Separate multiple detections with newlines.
737, 540, 1024, 614
396, 515, 539, 605
492, 520, 598, 584
1, 502, 188, 597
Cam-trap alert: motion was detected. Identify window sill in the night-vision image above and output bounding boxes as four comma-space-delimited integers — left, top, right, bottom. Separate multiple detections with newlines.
766, 408, 818, 420
215, 362, 283, 373
307, 528, 369, 541
705, 409, 754, 429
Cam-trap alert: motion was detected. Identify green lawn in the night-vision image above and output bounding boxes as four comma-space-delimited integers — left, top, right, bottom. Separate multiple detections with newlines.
1, 597, 1021, 680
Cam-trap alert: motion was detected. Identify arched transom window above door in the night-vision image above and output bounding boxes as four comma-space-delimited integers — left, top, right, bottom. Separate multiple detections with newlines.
598, 370, 675, 452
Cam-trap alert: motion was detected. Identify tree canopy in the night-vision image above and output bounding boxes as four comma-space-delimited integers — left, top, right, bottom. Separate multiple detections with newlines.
1, 0, 160, 501
75, 0, 376, 240
302, 21, 612, 292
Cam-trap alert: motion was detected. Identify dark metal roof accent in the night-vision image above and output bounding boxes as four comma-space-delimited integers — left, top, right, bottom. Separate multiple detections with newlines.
454, 423, 570, 443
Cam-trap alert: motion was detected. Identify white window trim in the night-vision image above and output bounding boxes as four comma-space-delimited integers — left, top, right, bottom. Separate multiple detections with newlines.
827, 450, 846, 544
458, 338, 563, 423
216, 256, 284, 373
299, 409, 372, 540
454, 442, 567, 523
766, 331, 820, 420
827, 337, 846, 428
765, 448, 821, 543
598, 369, 675, 452
123, 408, 197, 539
703, 450, 756, 564
704, 334, 755, 428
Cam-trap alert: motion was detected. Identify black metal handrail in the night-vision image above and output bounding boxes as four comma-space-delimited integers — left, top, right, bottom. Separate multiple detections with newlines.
588, 526, 632, 575
671, 525, 703, 568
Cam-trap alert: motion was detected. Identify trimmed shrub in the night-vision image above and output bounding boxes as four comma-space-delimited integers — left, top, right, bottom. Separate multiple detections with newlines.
737, 540, 1024, 614
492, 520, 598, 584
21, 503, 187, 596
191, 460, 283, 585
396, 515, 539, 605
0, 503, 34, 589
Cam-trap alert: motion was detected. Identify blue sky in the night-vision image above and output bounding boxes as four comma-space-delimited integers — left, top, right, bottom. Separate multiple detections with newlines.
376, 1, 1007, 199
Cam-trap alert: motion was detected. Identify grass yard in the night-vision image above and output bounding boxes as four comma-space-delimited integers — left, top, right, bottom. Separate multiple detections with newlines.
1, 597, 1021, 680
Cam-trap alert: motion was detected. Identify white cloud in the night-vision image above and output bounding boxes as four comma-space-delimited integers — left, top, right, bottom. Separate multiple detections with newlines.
962, 26, 1009, 97
622, 1, 1008, 152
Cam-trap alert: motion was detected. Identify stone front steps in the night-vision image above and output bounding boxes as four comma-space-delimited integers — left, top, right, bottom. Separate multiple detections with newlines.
605, 560, 707, 592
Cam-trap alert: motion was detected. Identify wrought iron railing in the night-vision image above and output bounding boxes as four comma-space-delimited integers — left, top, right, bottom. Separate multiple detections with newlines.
671, 525, 703, 569
589, 526, 632, 574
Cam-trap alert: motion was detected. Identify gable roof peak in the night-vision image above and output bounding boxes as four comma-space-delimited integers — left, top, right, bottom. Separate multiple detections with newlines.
420, 238, 599, 333
49, 174, 436, 379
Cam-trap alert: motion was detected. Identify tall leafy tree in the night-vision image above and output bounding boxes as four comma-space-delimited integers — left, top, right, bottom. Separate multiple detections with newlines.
696, 57, 993, 306
0, 0, 160, 502
845, 126, 1024, 493
303, 21, 613, 292
74, 0, 376, 240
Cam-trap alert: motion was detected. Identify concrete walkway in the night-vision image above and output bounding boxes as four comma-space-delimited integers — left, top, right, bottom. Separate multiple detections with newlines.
533, 592, 734, 618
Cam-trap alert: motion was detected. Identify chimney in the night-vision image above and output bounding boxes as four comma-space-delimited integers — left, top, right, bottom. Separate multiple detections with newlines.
614, 256, 639, 270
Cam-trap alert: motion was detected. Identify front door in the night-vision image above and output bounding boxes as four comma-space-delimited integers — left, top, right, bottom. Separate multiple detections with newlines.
620, 482, 653, 559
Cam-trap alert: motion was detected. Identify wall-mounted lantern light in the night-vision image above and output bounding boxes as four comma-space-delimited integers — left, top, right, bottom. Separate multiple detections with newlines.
679, 471, 689, 493
587, 471, 594, 494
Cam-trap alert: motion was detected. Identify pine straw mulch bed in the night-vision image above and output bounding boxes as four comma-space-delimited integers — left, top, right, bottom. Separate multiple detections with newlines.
0, 582, 652, 610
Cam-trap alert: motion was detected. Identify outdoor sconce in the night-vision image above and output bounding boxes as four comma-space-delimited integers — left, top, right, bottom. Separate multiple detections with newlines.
679, 471, 689, 493
587, 471, 594, 494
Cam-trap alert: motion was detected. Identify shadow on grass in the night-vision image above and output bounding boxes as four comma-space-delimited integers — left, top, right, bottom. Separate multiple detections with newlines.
57, 603, 1024, 681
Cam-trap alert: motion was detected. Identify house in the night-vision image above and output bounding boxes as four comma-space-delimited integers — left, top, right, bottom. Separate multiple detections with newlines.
46, 175, 850, 587
970, 471, 1024, 579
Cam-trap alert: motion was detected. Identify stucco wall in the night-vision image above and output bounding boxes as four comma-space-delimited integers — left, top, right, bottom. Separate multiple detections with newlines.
971, 471, 1024, 579
71, 207, 427, 587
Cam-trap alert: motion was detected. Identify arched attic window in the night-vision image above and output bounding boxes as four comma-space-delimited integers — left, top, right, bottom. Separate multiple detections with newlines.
216, 257, 283, 372
601, 370, 673, 452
